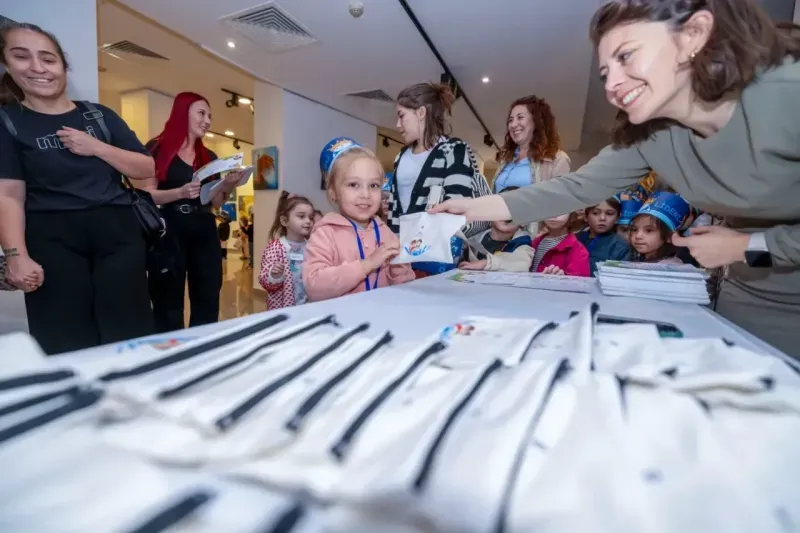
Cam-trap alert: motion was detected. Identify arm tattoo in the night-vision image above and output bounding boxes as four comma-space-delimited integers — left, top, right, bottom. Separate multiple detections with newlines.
4, 248, 20, 258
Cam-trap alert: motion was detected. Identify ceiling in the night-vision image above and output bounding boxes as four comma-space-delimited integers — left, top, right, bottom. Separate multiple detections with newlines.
110, 0, 602, 161
98, 1, 256, 143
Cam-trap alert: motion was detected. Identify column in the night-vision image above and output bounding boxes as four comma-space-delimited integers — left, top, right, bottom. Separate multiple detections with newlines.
250, 82, 378, 289
120, 88, 174, 144
0, 0, 98, 102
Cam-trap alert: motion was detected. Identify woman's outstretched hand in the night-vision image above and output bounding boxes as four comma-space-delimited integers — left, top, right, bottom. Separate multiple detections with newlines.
428, 195, 512, 222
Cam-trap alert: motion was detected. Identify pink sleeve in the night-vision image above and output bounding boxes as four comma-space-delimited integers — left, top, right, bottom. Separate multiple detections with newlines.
258, 241, 286, 293
302, 227, 367, 301
386, 264, 415, 285
564, 242, 591, 277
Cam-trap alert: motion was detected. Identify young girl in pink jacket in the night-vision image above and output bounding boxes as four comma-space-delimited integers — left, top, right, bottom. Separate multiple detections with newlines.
258, 191, 315, 309
530, 212, 591, 277
303, 138, 415, 301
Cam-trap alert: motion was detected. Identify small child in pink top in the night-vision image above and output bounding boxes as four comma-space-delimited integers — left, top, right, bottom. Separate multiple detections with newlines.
303, 138, 414, 302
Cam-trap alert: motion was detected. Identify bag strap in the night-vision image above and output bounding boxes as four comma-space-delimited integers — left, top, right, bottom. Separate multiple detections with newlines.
0, 108, 18, 138
74, 100, 137, 191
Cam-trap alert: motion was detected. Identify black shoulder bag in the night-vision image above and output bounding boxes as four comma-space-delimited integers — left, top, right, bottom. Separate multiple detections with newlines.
75, 101, 166, 244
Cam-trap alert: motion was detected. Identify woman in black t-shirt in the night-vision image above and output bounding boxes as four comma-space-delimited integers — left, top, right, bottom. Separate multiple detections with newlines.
140, 92, 244, 332
0, 23, 155, 354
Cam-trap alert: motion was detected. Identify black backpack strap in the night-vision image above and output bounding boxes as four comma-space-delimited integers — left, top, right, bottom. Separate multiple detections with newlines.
0, 107, 18, 139
74, 100, 112, 145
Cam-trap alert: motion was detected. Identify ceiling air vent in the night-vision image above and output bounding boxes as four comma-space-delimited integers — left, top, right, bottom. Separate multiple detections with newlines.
100, 41, 168, 60
221, 1, 317, 53
346, 89, 394, 103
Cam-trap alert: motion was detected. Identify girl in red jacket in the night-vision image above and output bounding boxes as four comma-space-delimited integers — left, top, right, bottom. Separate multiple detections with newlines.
530, 212, 590, 277
258, 191, 315, 309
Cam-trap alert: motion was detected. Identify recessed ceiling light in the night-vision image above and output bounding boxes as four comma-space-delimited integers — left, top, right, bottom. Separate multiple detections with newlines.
224, 130, 234, 136
482, 76, 490, 83
237, 97, 252, 105
226, 40, 236, 49
205, 132, 214, 138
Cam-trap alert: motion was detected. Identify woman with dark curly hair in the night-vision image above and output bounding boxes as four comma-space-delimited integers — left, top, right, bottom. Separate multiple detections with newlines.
492, 96, 570, 193
433, 0, 800, 359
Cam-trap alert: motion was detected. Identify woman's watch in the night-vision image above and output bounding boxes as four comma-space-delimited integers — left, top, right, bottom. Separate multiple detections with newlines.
744, 232, 773, 268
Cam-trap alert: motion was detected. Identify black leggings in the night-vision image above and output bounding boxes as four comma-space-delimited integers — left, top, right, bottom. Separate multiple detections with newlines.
149, 211, 222, 332
24, 206, 155, 355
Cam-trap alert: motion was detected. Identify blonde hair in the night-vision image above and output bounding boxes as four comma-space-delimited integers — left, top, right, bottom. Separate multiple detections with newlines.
325, 146, 383, 206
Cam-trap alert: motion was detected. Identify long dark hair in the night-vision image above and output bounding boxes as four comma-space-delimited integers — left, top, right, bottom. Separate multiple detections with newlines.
498, 95, 561, 165
149, 92, 212, 182
590, 0, 800, 147
0, 21, 69, 105
396, 82, 455, 151
269, 190, 313, 240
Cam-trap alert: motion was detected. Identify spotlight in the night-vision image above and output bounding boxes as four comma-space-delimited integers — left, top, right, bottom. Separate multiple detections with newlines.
226, 40, 236, 49
483, 133, 493, 147
224, 130, 234, 136
233, 139, 241, 150
205, 132, 214, 138
382, 137, 390, 148
238, 96, 251, 105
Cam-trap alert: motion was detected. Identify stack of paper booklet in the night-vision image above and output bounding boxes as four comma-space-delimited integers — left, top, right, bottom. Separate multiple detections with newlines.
596, 261, 710, 304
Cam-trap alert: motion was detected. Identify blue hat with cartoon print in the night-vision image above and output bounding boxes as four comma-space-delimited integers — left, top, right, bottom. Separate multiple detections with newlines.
383, 172, 393, 191
320, 137, 362, 177
635, 191, 691, 232
615, 191, 645, 225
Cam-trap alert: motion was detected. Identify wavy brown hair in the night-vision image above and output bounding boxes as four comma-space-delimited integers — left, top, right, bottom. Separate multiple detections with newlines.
498, 95, 561, 165
396, 82, 455, 151
590, 0, 800, 148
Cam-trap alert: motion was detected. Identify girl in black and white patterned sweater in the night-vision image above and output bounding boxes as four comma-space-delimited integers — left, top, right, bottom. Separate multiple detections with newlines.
387, 82, 491, 276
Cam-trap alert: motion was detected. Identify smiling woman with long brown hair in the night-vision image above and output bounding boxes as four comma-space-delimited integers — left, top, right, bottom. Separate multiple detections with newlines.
493, 95, 570, 193
432, 0, 800, 358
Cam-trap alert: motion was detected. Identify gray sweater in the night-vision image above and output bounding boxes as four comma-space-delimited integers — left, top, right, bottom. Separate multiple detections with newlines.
501, 58, 800, 307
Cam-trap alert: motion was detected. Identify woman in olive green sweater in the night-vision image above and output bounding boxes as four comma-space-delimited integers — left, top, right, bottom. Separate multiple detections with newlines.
433, 0, 800, 359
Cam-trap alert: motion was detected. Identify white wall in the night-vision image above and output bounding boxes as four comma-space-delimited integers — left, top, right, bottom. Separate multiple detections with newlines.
1, 0, 98, 102
281, 90, 377, 212
251, 83, 377, 289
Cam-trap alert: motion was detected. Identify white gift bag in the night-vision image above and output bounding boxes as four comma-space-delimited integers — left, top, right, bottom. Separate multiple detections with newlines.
392, 212, 466, 264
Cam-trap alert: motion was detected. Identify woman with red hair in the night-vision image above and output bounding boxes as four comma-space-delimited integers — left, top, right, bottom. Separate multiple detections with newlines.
140, 92, 244, 332
492, 95, 570, 193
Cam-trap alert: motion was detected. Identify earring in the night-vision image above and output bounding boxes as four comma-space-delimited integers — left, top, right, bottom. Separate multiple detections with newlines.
689, 50, 697, 61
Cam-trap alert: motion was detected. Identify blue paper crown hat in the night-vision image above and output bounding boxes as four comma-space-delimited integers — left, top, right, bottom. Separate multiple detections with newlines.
634, 191, 691, 232
320, 137, 363, 177
383, 172, 393, 191
615, 192, 645, 225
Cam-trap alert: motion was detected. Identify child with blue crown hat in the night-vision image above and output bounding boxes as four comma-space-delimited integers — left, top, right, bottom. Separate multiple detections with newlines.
304, 137, 414, 302
615, 191, 646, 243
629, 191, 691, 264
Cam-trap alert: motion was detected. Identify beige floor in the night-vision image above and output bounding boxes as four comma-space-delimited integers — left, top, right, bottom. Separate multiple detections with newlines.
186, 254, 266, 323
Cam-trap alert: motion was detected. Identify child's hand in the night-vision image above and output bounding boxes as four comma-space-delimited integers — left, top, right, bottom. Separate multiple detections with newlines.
542, 265, 565, 276
459, 260, 487, 271
362, 243, 400, 273
269, 264, 284, 278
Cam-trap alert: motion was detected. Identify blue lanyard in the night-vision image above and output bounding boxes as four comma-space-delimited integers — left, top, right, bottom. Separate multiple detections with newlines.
350, 219, 381, 291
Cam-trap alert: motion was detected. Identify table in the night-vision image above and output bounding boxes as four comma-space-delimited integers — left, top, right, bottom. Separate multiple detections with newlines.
64, 272, 786, 362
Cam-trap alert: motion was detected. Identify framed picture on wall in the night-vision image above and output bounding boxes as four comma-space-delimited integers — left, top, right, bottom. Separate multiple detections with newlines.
253, 146, 279, 190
